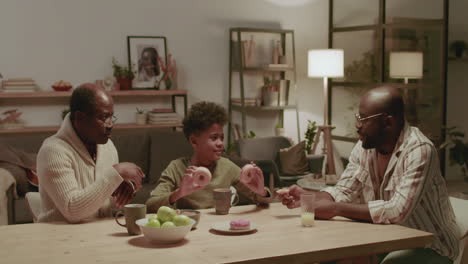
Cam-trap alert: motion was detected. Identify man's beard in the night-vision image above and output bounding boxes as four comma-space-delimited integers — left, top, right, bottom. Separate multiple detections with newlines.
361, 128, 384, 150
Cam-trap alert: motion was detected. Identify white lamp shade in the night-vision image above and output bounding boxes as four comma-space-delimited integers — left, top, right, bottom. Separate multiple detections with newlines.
308, 49, 344, 78
389, 52, 423, 79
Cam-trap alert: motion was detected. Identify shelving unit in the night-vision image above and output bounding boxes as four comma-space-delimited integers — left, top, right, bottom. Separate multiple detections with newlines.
328, 0, 448, 147
0, 89, 187, 133
228, 27, 300, 143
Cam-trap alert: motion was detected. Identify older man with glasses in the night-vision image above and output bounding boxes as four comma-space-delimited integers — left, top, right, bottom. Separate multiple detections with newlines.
36, 83, 145, 223
279, 86, 459, 263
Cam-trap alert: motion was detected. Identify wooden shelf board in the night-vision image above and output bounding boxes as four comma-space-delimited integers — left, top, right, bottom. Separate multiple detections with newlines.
232, 66, 294, 73
0, 89, 187, 99
231, 105, 297, 111
230, 28, 294, 34
0, 123, 182, 134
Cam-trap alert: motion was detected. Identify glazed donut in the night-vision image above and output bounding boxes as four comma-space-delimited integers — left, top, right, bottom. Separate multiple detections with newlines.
192, 166, 212, 187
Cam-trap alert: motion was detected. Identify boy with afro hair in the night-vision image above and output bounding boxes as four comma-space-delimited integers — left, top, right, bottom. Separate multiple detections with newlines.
146, 101, 269, 211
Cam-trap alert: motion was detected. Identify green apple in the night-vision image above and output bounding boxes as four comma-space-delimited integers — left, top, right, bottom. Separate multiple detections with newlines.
157, 206, 176, 223
146, 217, 160, 228
161, 221, 176, 228
173, 215, 192, 226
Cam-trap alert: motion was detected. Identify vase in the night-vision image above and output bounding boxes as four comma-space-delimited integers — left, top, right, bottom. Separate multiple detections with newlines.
116, 76, 133, 90
275, 127, 285, 137
263, 87, 279, 106
135, 113, 147, 125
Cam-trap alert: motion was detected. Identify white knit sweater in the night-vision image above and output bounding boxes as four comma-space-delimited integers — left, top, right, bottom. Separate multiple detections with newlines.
37, 114, 123, 223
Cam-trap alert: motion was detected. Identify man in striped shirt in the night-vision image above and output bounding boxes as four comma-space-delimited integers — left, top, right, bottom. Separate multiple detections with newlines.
279, 86, 460, 263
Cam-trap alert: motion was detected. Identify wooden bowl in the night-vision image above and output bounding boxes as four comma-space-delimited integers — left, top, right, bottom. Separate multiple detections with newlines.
52, 85, 72, 92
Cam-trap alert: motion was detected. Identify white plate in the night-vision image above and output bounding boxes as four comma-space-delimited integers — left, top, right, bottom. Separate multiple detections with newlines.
211, 221, 257, 234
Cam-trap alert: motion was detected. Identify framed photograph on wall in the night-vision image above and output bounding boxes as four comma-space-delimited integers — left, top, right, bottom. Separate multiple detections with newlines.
127, 36, 167, 89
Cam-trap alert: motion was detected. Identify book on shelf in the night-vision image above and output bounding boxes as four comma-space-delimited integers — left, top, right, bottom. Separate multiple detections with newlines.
267, 64, 291, 68
150, 108, 174, 113
147, 119, 181, 125
231, 98, 259, 106
148, 112, 180, 118
1, 88, 38, 93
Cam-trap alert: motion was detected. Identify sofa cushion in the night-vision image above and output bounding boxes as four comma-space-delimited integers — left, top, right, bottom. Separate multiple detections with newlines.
278, 141, 308, 175
148, 131, 192, 184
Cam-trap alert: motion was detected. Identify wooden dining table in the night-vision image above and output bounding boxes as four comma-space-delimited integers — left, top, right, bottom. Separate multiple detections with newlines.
0, 202, 433, 264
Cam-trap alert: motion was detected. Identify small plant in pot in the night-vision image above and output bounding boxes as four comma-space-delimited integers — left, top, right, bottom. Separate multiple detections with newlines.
275, 121, 285, 137
135, 107, 147, 125
112, 57, 135, 90
450, 40, 468, 58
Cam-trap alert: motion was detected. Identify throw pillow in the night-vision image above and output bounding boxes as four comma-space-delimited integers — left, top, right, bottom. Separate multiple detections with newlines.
278, 141, 308, 175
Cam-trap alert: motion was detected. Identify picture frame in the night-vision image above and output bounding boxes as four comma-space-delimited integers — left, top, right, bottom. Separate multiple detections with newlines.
127, 36, 167, 89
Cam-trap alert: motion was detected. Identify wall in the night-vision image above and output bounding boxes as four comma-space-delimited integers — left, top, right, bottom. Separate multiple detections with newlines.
0, 0, 327, 142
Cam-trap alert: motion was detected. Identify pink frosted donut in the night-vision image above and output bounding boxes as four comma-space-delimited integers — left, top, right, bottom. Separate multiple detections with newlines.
230, 219, 250, 230
192, 166, 212, 187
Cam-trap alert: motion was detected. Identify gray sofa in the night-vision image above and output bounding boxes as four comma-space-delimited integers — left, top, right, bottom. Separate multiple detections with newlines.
1, 129, 192, 224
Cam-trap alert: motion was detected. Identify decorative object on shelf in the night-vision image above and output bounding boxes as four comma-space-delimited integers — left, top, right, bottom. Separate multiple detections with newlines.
242, 35, 256, 67
135, 107, 147, 125
156, 54, 177, 90
389, 51, 423, 125
112, 57, 134, 91
308, 49, 344, 175
275, 122, 285, 137
127, 36, 167, 89
102, 76, 116, 91
440, 126, 468, 182
1, 78, 38, 92
276, 80, 290, 106
262, 76, 278, 106
450, 40, 467, 58
304, 120, 317, 154
0, 109, 25, 130
52, 80, 72, 92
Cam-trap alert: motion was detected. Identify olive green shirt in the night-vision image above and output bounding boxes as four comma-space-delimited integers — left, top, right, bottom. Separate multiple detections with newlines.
146, 157, 268, 212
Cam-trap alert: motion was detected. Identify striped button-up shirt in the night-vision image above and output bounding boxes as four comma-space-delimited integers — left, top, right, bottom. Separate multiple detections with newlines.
323, 124, 460, 260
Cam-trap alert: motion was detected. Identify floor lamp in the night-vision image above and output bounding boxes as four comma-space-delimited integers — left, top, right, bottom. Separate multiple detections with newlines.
308, 49, 344, 175
389, 52, 423, 124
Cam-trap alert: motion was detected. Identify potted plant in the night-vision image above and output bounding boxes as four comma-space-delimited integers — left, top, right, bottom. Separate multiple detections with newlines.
304, 120, 318, 154
450, 40, 468, 58
135, 107, 147, 125
440, 126, 468, 181
275, 121, 285, 137
112, 57, 134, 90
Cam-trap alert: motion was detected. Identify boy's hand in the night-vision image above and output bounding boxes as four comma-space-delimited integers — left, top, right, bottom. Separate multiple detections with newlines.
240, 163, 266, 196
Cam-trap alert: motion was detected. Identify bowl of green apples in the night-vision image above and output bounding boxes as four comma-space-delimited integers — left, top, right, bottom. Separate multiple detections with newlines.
136, 206, 195, 244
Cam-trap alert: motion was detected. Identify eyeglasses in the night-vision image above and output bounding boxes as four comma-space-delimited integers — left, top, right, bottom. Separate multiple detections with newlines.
355, 113, 384, 125
95, 114, 118, 125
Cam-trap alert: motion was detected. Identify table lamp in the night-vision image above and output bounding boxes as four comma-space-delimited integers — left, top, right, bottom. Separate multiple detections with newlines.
390, 51, 423, 84
307, 49, 344, 175
389, 51, 423, 123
